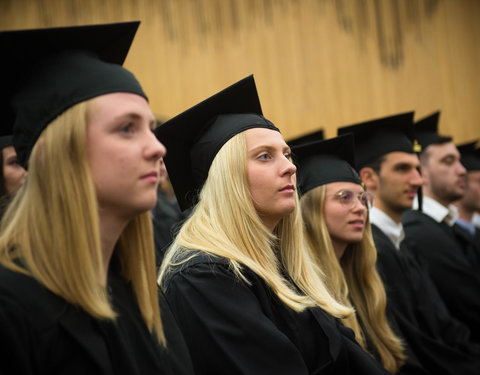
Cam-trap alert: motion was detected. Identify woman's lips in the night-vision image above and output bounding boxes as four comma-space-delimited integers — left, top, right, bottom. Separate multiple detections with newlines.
141, 171, 158, 183
279, 184, 295, 192
349, 219, 365, 228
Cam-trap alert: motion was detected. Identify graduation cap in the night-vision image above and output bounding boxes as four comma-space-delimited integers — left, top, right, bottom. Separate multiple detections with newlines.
337, 112, 416, 170
415, 111, 452, 150
0, 136, 13, 152
291, 134, 361, 196
155, 75, 279, 211
287, 128, 324, 148
457, 140, 480, 171
0, 21, 145, 168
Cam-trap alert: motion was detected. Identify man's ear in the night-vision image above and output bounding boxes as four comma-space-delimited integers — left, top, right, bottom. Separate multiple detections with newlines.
359, 167, 378, 191
420, 165, 429, 186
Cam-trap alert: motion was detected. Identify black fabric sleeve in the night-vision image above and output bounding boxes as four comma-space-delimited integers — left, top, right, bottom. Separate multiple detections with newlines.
0, 296, 34, 375
164, 262, 311, 375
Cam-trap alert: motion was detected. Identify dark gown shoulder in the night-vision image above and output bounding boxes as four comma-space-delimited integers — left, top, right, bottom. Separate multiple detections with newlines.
0, 264, 114, 375
0, 264, 189, 375
402, 209, 480, 342
157, 289, 195, 375
162, 250, 389, 375
371, 224, 480, 375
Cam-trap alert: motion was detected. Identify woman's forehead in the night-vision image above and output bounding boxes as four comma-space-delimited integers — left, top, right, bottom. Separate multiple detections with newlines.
326, 181, 363, 192
245, 128, 286, 148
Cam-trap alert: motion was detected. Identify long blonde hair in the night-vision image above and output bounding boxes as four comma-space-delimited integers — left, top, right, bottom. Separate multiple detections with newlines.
159, 131, 352, 318
0, 100, 165, 345
301, 185, 405, 373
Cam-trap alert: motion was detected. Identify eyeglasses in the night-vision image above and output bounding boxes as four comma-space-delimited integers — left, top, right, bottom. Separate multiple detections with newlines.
330, 190, 374, 209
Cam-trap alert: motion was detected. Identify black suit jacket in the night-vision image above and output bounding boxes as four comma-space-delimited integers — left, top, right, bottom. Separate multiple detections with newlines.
403, 209, 480, 341
162, 251, 390, 375
372, 224, 480, 375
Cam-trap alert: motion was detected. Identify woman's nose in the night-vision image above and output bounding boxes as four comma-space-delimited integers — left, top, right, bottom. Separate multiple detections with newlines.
147, 131, 167, 161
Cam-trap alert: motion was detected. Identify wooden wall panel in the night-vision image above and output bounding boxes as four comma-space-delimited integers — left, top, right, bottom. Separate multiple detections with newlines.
1, 0, 479, 143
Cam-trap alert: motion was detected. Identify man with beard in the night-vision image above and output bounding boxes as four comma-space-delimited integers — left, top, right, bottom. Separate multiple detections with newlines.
338, 112, 480, 374
403, 112, 480, 342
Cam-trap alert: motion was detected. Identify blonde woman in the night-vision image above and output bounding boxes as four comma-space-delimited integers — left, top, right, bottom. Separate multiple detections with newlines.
157, 76, 389, 375
293, 134, 419, 374
0, 23, 193, 375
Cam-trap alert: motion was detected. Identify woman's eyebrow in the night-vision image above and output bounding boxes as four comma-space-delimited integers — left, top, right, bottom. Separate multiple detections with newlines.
249, 144, 290, 153
111, 112, 157, 129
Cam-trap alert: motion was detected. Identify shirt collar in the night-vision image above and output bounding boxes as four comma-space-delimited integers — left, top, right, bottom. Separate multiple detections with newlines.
414, 196, 459, 226
472, 212, 480, 229
456, 218, 476, 236
370, 206, 405, 250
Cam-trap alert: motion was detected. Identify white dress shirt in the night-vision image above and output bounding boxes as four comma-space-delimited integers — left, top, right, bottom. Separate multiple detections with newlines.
472, 212, 480, 229
413, 196, 459, 227
370, 206, 405, 250
456, 218, 476, 237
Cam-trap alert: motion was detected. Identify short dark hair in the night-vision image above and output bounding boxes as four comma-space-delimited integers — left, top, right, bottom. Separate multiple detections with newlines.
419, 140, 450, 166
363, 155, 386, 174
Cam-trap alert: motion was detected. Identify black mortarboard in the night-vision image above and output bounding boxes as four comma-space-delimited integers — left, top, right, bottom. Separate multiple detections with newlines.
457, 140, 480, 171
0, 21, 145, 168
415, 111, 452, 150
292, 134, 361, 196
155, 75, 279, 211
0, 136, 13, 152
287, 128, 324, 148
337, 112, 416, 170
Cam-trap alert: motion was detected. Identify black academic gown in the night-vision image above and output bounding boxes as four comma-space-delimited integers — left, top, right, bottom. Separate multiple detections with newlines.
453, 222, 480, 267
476, 228, 480, 254
0, 264, 194, 375
402, 209, 480, 341
152, 190, 186, 268
372, 224, 480, 375
162, 251, 389, 375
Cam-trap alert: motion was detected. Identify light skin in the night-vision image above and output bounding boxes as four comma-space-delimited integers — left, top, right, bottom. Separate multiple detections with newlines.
2, 146, 27, 195
420, 142, 466, 207
158, 157, 168, 187
454, 170, 480, 223
86, 92, 166, 280
361, 152, 423, 223
155, 120, 168, 189
323, 182, 368, 259
245, 128, 297, 232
